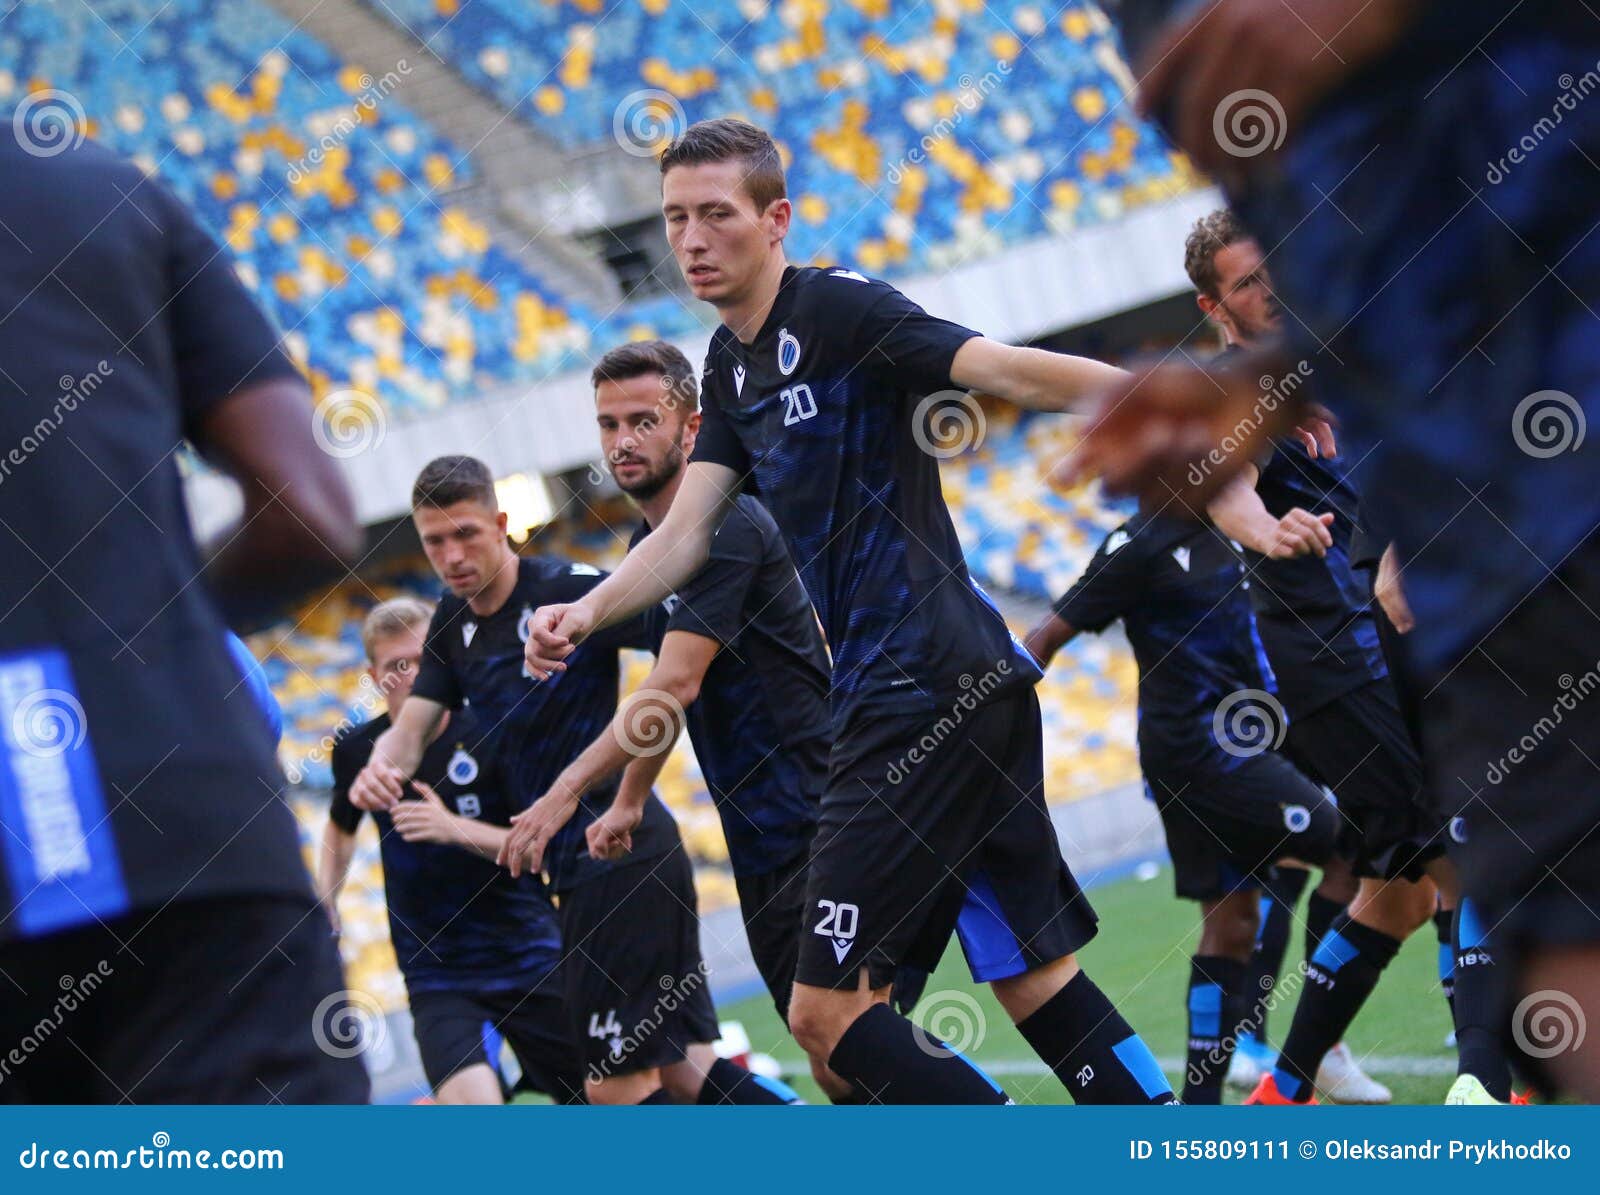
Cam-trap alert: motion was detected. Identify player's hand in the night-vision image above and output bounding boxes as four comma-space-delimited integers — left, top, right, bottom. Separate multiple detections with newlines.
498, 788, 580, 877
350, 757, 407, 811
1056, 350, 1302, 506
1375, 543, 1415, 633
523, 602, 596, 681
1270, 508, 1335, 559
1292, 404, 1339, 460
1135, 0, 1422, 184
390, 780, 457, 845
586, 802, 642, 862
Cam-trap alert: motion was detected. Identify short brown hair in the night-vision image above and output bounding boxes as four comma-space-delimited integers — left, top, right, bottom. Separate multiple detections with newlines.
659, 118, 786, 213
411, 455, 496, 512
1183, 209, 1251, 298
361, 597, 433, 663
591, 339, 699, 417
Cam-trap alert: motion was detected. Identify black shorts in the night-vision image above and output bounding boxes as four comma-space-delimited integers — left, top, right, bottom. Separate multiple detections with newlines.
798, 686, 1098, 990
1424, 535, 1600, 954
1146, 749, 1339, 901
559, 844, 719, 1079
409, 979, 583, 1102
1283, 679, 1447, 880
734, 847, 810, 1025
0, 895, 368, 1104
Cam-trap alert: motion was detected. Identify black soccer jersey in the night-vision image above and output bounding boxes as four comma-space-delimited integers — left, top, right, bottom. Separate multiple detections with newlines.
409, 557, 678, 892
1054, 512, 1277, 772
329, 710, 561, 993
631, 495, 830, 877
0, 139, 311, 944
1242, 439, 1388, 719
689, 266, 1039, 726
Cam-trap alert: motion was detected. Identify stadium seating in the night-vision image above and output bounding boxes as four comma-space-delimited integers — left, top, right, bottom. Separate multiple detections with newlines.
378, 0, 1200, 276
0, 0, 703, 422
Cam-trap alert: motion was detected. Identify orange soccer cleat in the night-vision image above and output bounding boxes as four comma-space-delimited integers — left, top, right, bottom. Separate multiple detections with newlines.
1244, 1073, 1318, 1106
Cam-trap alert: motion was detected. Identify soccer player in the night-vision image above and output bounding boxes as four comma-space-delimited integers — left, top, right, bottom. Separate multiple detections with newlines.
503, 339, 835, 1099
1182, 212, 1487, 1105
522, 118, 1173, 1104
1024, 505, 1340, 1103
0, 136, 365, 1102
1087, 0, 1600, 1097
319, 598, 582, 1104
349, 457, 768, 1106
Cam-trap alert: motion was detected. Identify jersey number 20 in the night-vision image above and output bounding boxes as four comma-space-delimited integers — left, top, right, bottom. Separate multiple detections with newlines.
781, 383, 817, 426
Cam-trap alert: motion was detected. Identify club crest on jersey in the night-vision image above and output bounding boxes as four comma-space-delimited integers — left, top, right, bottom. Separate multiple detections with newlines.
1283, 804, 1311, 833
1172, 546, 1191, 572
461, 620, 477, 647
777, 328, 801, 376
447, 747, 479, 786
516, 605, 534, 644
733, 363, 746, 397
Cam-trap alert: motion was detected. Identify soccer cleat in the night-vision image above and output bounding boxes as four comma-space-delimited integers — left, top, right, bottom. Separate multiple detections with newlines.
1244, 1073, 1317, 1105
1445, 1074, 1504, 1105
1510, 1089, 1533, 1105
1316, 1042, 1392, 1104
1225, 1035, 1274, 1089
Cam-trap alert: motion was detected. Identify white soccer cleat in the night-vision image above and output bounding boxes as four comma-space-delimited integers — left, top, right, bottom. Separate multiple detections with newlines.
1316, 1042, 1392, 1104
1225, 1037, 1271, 1090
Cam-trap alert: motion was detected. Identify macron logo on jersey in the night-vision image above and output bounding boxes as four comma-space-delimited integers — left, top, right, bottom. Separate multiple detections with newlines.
828, 269, 869, 283
462, 620, 477, 647
733, 363, 745, 397
1106, 529, 1131, 553
1172, 546, 1191, 572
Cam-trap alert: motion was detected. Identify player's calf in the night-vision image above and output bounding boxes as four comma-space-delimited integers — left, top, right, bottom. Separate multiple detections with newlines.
993, 955, 1176, 1105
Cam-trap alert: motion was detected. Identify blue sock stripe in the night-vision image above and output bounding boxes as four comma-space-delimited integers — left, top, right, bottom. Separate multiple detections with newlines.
1437, 943, 1456, 981
1112, 1035, 1170, 1101
750, 1071, 802, 1104
480, 1020, 506, 1083
1310, 928, 1361, 973
1254, 892, 1273, 943
1187, 981, 1223, 1038
1271, 1065, 1305, 1101
1457, 898, 1486, 951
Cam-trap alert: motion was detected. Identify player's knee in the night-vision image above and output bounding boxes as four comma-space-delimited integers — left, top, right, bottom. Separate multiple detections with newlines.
788, 987, 862, 1062
1198, 892, 1257, 960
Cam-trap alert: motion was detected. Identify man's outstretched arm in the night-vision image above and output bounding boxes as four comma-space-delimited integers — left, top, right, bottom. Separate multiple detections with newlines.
949, 336, 1128, 413
523, 461, 742, 678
